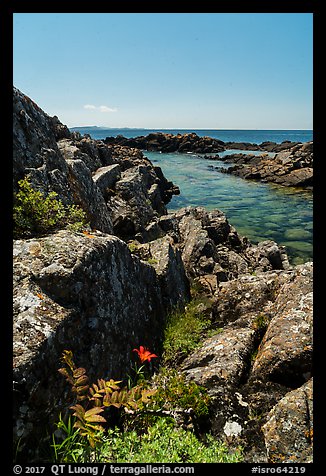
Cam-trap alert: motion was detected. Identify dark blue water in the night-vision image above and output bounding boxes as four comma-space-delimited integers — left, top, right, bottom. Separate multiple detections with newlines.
72, 127, 313, 264
71, 127, 313, 145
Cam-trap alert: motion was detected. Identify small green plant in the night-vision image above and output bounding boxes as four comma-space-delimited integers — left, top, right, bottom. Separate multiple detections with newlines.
250, 348, 259, 363
51, 414, 92, 463
127, 241, 139, 254
85, 418, 243, 463
13, 177, 88, 238
58, 350, 156, 446
252, 313, 270, 331
150, 367, 210, 419
146, 257, 158, 265
162, 300, 211, 366
51, 416, 243, 463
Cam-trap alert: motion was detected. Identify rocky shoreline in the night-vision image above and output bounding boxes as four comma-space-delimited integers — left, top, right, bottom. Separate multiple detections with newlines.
13, 87, 313, 463
214, 142, 313, 189
103, 131, 302, 154
103, 132, 313, 189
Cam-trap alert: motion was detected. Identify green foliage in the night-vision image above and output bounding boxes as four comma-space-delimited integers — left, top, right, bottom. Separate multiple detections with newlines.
51, 414, 92, 463
252, 313, 270, 331
58, 350, 156, 446
127, 241, 139, 254
150, 367, 210, 418
162, 300, 211, 365
13, 177, 88, 238
52, 348, 243, 464
146, 257, 158, 265
74, 418, 242, 463
250, 348, 259, 363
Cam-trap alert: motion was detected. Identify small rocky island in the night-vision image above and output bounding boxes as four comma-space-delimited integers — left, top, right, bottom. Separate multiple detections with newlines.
13, 87, 313, 463
214, 142, 313, 188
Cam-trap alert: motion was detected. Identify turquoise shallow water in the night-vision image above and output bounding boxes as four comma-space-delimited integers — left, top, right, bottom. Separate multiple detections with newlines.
77, 127, 313, 265
145, 151, 313, 265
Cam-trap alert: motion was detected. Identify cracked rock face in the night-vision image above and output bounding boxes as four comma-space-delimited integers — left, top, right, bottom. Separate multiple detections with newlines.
181, 325, 257, 390
179, 261, 313, 463
12, 231, 159, 452
262, 379, 313, 463
13, 228, 191, 457
251, 262, 313, 387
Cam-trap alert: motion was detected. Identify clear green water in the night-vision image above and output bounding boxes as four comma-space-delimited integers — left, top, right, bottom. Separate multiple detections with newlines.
145, 151, 313, 265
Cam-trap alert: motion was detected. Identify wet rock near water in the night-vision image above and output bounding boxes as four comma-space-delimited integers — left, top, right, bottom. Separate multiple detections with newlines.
216, 142, 313, 188
223, 140, 301, 152
104, 132, 225, 153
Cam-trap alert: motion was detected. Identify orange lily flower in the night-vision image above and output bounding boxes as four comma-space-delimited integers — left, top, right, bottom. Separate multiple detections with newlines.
133, 346, 158, 363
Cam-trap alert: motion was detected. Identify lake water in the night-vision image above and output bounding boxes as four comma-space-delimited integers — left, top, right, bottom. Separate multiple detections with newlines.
72, 128, 313, 264
72, 127, 313, 145
146, 150, 313, 265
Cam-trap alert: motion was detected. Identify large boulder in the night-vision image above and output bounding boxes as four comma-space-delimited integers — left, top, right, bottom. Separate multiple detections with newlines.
13, 229, 189, 458
251, 262, 313, 387
262, 379, 313, 463
181, 324, 257, 391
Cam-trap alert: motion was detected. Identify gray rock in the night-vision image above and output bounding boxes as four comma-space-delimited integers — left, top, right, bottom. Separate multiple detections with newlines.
57, 138, 102, 172
213, 271, 281, 326
147, 236, 190, 310
66, 159, 113, 233
13, 87, 61, 189
92, 164, 121, 198
217, 142, 313, 188
251, 263, 313, 386
109, 165, 167, 240
181, 324, 257, 391
262, 379, 313, 463
13, 230, 171, 456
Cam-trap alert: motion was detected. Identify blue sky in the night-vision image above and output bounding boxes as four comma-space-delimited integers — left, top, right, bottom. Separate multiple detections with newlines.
13, 13, 313, 129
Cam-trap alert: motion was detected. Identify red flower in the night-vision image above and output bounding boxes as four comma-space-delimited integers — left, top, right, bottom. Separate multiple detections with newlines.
133, 346, 158, 363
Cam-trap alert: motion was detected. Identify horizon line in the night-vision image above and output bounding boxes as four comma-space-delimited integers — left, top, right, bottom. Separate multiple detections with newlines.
69, 126, 313, 132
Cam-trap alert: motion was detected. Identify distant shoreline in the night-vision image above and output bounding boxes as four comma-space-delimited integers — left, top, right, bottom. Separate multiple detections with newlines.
70, 126, 313, 132
70, 127, 313, 146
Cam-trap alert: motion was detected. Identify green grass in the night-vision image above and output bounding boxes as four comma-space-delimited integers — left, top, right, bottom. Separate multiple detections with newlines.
162, 300, 212, 366
150, 366, 210, 418
52, 416, 243, 463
